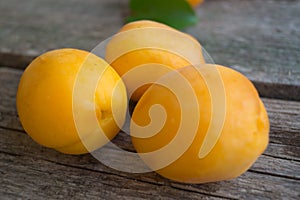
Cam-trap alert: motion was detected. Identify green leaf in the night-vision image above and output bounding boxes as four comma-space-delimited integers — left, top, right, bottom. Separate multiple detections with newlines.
127, 0, 198, 30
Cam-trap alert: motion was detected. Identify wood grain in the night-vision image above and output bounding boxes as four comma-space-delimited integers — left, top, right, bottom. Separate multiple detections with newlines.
0, 0, 299, 100
0, 67, 299, 199
0, 152, 220, 200
1, 67, 299, 147
0, 128, 299, 200
187, 0, 300, 100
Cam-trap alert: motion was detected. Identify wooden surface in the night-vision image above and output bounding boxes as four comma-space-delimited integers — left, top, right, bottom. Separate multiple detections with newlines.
0, 0, 299, 199
0, 67, 299, 199
187, 0, 300, 101
0, 0, 299, 100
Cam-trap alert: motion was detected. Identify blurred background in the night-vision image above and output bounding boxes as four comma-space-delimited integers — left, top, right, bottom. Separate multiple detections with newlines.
1, 0, 299, 101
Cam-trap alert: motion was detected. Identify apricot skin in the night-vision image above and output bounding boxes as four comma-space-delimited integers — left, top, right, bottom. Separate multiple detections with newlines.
119, 20, 175, 32
16, 48, 127, 154
187, 0, 204, 7
105, 20, 204, 101
131, 65, 269, 183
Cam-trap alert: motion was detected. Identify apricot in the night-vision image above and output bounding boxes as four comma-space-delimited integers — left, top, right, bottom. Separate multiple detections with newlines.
131, 64, 269, 183
16, 49, 127, 154
187, 0, 204, 7
105, 20, 205, 101
119, 20, 175, 32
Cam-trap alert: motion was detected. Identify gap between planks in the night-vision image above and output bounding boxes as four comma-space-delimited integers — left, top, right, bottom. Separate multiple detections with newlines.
0, 67, 299, 180
0, 128, 299, 200
0, 51, 299, 101
1, 0, 300, 100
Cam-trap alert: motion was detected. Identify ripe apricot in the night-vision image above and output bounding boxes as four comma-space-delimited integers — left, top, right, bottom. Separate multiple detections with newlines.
17, 49, 127, 154
119, 20, 175, 32
187, 0, 204, 7
131, 64, 269, 183
105, 20, 205, 101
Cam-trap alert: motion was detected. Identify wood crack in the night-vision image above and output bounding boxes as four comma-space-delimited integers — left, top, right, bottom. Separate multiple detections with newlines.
0, 126, 25, 134
263, 153, 300, 162
248, 169, 300, 181
0, 150, 233, 199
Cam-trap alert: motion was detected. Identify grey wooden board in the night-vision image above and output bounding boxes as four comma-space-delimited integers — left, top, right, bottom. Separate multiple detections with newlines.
0, 0, 299, 100
187, 0, 300, 100
0, 0, 127, 58
0, 67, 299, 199
1, 128, 299, 200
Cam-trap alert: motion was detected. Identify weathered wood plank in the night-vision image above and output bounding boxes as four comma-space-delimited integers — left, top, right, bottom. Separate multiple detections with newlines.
0, 66, 299, 162
0, 67, 299, 199
0, 0, 127, 67
187, 0, 300, 100
0, 68, 22, 131
0, 0, 299, 100
264, 143, 300, 162
0, 128, 299, 200
262, 98, 300, 147
251, 155, 300, 180
1, 67, 299, 147
1, 153, 222, 200
1, 121, 298, 183
169, 172, 299, 200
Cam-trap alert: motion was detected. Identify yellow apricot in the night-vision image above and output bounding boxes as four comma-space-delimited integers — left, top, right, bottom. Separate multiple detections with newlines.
119, 20, 175, 32
105, 20, 205, 101
17, 49, 127, 154
118, 20, 200, 43
131, 64, 269, 183
187, 0, 204, 7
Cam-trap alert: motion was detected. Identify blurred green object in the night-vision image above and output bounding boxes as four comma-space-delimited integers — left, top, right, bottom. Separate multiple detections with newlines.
127, 0, 198, 30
